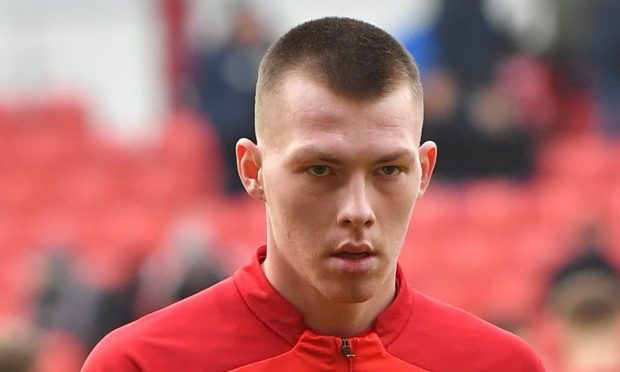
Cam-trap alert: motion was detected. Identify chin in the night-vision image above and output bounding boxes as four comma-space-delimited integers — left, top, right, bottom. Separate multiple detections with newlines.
323, 285, 377, 304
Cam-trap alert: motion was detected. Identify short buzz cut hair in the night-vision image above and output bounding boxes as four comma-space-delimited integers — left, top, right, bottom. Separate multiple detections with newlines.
256, 17, 422, 117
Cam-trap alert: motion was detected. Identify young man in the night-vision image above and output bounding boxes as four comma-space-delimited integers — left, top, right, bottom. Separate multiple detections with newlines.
82, 17, 545, 371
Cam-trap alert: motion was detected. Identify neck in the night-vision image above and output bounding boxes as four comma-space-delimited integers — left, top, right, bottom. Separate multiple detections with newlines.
261, 255, 397, 338
300, 290, 395, 337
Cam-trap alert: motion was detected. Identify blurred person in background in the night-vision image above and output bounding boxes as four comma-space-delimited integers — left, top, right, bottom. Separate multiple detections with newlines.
419, 0, 537, 181
590, 0, 620, 135
433, 0, 512, 91
35, 246, 140, 352
83, 17, 544, 371
188, 3, 271, 194
0, 322, 38, 372
525, 219, 620, 370
135, 211, 228, 316
545, 0, 620, 135
421, 70, 535, 181
546, 235, 620, 371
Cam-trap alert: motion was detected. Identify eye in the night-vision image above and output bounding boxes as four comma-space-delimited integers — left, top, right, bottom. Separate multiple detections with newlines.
307, 165, 331, 176
377, 166, 402, 176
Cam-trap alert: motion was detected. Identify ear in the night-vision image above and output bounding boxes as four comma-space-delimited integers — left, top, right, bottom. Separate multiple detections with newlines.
417, 141, 437, 199
236, 138, 265, 201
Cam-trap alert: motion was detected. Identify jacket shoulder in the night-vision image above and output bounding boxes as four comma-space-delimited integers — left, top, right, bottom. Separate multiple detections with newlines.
82, 276, 289, 371
389, 291, 545, 372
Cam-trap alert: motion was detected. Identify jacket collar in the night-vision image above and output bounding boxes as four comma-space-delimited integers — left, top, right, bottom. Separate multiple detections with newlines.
234, 246, 414, 346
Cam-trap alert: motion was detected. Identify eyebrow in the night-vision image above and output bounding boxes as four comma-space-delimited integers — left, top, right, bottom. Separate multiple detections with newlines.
374, 149, 415, 164
290, 147, 414, 165
317, 153, 344, 165
289, 150, 345, 165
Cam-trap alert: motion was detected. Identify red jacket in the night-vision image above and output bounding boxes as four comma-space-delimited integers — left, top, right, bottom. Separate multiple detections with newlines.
82, 246, 545, 371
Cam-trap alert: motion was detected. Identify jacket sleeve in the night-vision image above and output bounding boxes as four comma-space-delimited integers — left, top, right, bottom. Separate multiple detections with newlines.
526, 349, 547, 372
508, 336, 547, 372
81, 332, 142, 372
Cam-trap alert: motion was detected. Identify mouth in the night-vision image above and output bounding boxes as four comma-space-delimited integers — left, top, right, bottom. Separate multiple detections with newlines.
328, 243, 377, 274
331, 242, 375, 259
332, 251, 372, 259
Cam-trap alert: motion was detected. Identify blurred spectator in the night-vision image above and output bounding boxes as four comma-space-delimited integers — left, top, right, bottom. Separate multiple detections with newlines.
173, 244, 226, 301
421, 68, 468, 179
35, 247, 140, 351
35, 249, 96, 346
0, 322, 38, 372
550, 222, 618, 286
188, 4, 270, 194
422, 70, 535, 180
85, 274, 139, 351
547, 0, 596, 89
590, 0, 620, 135
136, 211, 228, 316
465, 82, 535, 179
434, 0, 512, 90
421, 0, 536, 181
546, 223, 620, 371
495, 56, 557, 136
546, 0, 620, 135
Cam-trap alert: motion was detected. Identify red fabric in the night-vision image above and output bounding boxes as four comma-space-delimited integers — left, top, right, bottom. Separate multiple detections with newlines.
82, 246, 546, 371
231, 330, 429, 371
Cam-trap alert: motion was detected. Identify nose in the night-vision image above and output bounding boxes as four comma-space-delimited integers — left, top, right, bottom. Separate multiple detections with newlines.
336, 175, 376, 229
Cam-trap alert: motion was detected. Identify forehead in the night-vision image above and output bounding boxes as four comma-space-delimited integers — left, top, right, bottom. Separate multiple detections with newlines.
260, 72, 423, 155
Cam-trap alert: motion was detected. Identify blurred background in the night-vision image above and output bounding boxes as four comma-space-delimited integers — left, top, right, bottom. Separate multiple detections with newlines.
0, 0, 619, 371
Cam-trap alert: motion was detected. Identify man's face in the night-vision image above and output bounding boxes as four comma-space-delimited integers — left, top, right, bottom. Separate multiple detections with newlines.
256, 72, 434, 305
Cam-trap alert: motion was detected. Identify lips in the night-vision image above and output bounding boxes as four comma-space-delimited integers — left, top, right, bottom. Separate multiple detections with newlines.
332, 242, 374, 258
328, 242, 377, 274
334, 251, 371, 259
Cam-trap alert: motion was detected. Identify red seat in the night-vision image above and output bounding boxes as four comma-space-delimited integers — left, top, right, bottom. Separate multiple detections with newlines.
10, 128, 86, 173
0, 168, 50, 217
159, 111, 224, 195
125, 153, 203, 211
39, 96, 88, 136
26, 204, 79, 250
460, 179, 531, 232
0, 250, 39, 319
51, 163, 121, 211
0, 212, 32, 255
528, 180, 587, 241
536, 134, 610, 196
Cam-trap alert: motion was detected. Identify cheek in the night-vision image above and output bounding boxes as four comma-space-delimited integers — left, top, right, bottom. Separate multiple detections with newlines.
382, 207, 411, 238
265, 174, 330, 240
286, 187, 334, 232
378, 187, 417, 239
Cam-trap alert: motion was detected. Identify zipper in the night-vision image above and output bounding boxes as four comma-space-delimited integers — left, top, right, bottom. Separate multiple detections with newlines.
340, 337, 355, 372
340, 337, 356, 357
